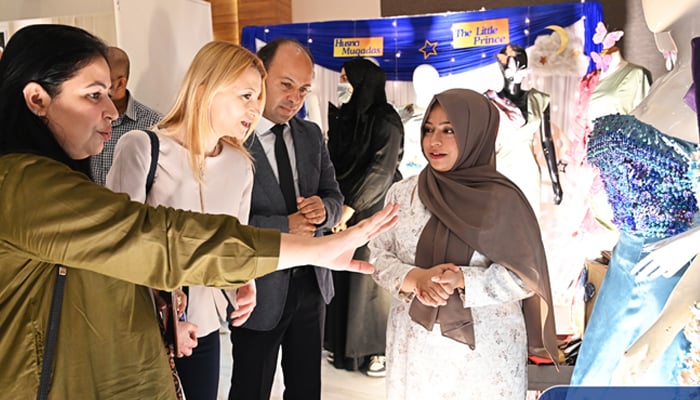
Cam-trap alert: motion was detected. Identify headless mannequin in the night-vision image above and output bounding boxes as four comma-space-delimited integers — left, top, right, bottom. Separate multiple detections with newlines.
494, 44, 563, 205
632, 0, 699, 143
599, 48, 626, 79
413, 64, 439, 111
588, 46, 651, 125
399, 65, 440, 177
304, 92, 323, 131
608, 0, 700, 383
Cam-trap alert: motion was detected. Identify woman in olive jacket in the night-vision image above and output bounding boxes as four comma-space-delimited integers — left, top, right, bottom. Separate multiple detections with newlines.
0, 25, 397, 399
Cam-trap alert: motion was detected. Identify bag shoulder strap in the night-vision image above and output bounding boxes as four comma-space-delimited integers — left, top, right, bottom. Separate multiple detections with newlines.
37, 265, 67, 400
38, 131, 159, 398
144, 129, 159, 196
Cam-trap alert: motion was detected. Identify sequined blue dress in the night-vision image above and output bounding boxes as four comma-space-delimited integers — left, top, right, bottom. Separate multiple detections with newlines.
571, 114, 699, 385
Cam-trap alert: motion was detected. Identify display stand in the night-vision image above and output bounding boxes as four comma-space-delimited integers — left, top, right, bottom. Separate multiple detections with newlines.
528, 365, 574, 391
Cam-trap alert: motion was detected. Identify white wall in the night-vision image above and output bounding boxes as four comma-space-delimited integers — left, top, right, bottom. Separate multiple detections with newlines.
114, 0, 213, 114
0, 0, 113, 21
0, 0, 211, 115
292, 0, 380, 23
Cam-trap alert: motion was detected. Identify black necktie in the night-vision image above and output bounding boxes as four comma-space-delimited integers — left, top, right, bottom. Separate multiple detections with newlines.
271, 124, 297, 213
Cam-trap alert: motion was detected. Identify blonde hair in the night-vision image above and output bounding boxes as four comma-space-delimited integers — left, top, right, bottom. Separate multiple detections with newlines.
158, 41, 266, 181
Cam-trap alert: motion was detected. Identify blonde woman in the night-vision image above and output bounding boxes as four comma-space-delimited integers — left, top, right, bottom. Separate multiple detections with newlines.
107, 41, 264, 400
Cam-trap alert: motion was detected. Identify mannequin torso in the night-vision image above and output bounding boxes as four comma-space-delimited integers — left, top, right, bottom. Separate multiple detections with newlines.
598, 49, 627, 80
605, 0, 700, 384
588, 50, 650, 124
632, 0, 700, 144
400, 65, 440, 177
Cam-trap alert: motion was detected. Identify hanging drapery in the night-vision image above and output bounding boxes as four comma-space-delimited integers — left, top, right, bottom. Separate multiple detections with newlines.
241, 2, 602, 81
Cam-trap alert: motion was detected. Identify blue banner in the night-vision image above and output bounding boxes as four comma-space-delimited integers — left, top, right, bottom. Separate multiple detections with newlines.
241, 2, 603, 81
541, 386, 700, 400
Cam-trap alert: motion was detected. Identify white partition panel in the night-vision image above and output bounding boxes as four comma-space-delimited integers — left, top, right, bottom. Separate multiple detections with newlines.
0, 0, 113, 21
114, 0, 213, 114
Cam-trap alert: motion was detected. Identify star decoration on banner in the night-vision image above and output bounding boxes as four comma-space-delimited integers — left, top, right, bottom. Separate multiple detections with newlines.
419, 39, 438, 60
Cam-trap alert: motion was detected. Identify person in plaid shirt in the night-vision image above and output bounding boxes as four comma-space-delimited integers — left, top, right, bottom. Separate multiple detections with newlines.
91, 46, 162, 186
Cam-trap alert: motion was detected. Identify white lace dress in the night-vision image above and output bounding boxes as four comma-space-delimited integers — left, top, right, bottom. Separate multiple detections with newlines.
369, 175, 533, 400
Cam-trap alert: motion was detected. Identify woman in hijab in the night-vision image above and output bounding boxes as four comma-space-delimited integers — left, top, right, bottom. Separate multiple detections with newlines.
369, 88, 557, 399
325, 58, 404, 375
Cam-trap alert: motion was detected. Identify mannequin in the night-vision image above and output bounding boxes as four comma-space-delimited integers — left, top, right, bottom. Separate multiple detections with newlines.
588, 46, 651, 123
399, 64, 439, 177
585, 20, 648, 123
633, 0, 699, 143
486, 44, 563, 208
304, 92, 323, 131
613, 254, 700, 384
611, 7, 700, 383
571, 0, 700, 385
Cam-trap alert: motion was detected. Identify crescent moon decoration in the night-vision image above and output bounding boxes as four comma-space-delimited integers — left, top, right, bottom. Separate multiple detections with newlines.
545, 25, 569, 56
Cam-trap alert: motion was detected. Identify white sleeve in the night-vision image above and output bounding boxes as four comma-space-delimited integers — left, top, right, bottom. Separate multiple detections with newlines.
105, 130, 153, 203
461, 253, 533, 307
369, 184, 416, 302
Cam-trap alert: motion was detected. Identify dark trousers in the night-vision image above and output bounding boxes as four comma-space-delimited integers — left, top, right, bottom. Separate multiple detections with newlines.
229, 269, 325, 400
175, 329, 221, 400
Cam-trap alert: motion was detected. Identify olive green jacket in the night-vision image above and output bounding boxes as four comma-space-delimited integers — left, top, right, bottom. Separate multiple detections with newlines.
0, 154, 280, 399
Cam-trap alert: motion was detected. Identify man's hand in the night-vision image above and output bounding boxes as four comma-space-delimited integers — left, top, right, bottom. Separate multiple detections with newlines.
297, 196, 327, 225
229, 280, 257, 327
288, 212, 316, 236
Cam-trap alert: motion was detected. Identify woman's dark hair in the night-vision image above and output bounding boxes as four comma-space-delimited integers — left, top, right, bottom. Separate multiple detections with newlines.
0, 24, 109, 178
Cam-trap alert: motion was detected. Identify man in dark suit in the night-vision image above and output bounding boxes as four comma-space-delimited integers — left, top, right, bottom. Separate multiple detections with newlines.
229, 38, 343, 400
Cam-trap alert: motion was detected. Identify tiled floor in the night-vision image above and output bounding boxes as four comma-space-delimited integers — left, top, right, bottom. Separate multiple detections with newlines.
218, 331, 385, 400
215, 329, 552, 399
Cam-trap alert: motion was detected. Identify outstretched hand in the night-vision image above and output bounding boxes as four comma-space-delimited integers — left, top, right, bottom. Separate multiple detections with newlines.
632, 226, 700, 279
321, 202, 399, 273
350, 202, 400, 243
277, 203, 399, 274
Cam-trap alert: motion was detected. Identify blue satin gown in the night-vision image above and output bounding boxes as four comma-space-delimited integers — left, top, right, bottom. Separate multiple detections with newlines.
571, 114, 699, 385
